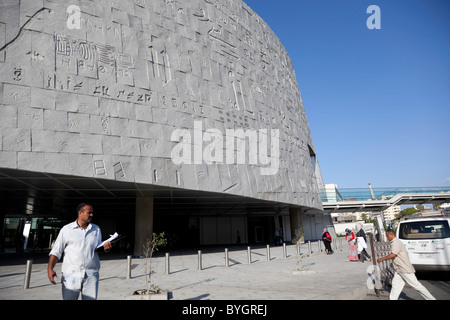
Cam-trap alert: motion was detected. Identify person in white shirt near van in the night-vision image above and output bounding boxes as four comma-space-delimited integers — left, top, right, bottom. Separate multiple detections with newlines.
377, 229, 435, 300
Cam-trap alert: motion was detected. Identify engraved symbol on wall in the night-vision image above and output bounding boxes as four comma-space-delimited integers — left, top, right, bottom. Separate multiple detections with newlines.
93, 160, 126, 181
135, 0, 147, 8
193, 8, 239, 60
96, 43, 134, 84
229, 72, 254, 115
113, 162, 126, 181
13, 68, 22, 81
94, 160, 107, 176
54, 34, 95, 75
148, 45, 171, 85
193, 8, 210, 22
208, 25, 239, 59
66, 5, 81, 30
54, 34, 134, 82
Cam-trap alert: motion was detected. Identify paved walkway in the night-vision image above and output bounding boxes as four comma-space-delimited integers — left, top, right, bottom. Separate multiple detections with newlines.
0, 241, 377, 300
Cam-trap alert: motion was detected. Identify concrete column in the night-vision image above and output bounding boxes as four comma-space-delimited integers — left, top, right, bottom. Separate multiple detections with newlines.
289, 207, 303, 243
134, 196, 154, 256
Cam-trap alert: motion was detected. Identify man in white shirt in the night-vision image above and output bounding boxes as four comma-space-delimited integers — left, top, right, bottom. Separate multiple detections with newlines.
47, 203, 112, 300
377, 229, 435, 300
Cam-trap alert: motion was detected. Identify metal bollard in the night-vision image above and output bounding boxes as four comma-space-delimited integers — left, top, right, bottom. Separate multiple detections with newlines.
318, 240, 321, 253
247, 246, 251, 264
225, 248, 229, 267
296, 243, 300, 256
198, 250, 202, 270
23, 260, 33, 289
126, 255, 132, 279
165, 252, 170, 275
308, 241, 312, 255
266, 244, 271, 261
283, 243, 287, 258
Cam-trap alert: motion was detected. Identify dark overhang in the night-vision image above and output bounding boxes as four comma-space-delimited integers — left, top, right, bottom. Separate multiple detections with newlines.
0, 167, 296, 218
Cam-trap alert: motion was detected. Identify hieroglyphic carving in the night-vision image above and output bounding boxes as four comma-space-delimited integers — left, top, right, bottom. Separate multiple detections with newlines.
54, 33, 134, 81
113, 162, 126, 180
13, 68, 22, 81
148, 45, 172, 85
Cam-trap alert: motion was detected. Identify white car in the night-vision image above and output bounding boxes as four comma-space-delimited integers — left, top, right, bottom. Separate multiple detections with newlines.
397, 213, 450, 272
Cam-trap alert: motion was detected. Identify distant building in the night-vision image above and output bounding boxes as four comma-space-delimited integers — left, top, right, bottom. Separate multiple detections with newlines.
383, 205, 401, 222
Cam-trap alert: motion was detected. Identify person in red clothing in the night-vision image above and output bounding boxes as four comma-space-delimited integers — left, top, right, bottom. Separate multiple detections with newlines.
321, 228, 334, 254
345, 228, 358, 261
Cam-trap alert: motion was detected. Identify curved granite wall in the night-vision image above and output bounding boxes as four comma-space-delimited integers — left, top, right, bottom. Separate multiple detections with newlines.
0, 0, 322, 210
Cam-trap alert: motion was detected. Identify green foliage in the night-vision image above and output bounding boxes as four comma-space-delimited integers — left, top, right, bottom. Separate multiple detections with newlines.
395, 207, 420, 220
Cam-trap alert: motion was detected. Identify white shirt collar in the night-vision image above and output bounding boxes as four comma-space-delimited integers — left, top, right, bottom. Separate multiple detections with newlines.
71, 220, 92, 231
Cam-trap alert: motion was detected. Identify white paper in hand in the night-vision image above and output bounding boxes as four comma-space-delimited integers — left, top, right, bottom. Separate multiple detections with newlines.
97, 232, 118, 249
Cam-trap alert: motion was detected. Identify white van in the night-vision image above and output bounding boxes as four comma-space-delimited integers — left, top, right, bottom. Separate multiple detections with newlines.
397, 213, 450, 272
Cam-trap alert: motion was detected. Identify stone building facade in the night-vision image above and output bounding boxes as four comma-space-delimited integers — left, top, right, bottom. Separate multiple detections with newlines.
0, 0, 329, 254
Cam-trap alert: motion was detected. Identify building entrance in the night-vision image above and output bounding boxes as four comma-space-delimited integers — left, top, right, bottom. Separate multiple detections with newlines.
2, 217, 68, 253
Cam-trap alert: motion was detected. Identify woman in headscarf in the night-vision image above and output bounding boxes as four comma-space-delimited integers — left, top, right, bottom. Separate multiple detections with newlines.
345, 228, 359, 261
355, 224, 372, 262
321, 228, 333, 254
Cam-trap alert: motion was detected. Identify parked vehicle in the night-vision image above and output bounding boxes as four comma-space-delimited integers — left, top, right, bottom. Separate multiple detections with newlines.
397, 211, 450, 271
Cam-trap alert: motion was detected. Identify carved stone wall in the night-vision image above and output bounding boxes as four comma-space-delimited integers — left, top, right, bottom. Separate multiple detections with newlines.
0, 0, 322, 210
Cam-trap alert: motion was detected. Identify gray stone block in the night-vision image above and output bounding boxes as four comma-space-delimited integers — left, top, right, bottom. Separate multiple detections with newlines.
69, 153, 94, 177
101, 135, 121, 155
2, 84, 31, 106
44, 152, 70, 175
2, 128, 31, 152
180, 161, 198, 190
109, 117, 129, 137
43, 109, 68, 132
77, 95, 100, 115
134, 104, 153, 122
0, 105, 18, 128
55, 91, 79, 112
0, 150, 17, 169
18, 151, 44, 172
132, 156, 153, 184
90, 115, 110, 135
18, 106, 43, 130
138, 138, 158, 158
127, 120, 149, 139
120, 136, 141, 156
32, 129, 102, 154
68, 112, 90, 133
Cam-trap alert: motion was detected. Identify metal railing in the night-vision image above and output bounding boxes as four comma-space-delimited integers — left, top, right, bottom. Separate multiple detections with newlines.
368, 235, 394, 297
320, 186, 450, 203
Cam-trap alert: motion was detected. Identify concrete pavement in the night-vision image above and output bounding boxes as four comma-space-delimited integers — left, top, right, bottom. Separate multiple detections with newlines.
1, 241, 372, 300
0, 241, 444, 301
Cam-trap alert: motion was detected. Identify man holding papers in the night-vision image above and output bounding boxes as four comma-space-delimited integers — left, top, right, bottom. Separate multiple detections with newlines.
47, 203, 112, 300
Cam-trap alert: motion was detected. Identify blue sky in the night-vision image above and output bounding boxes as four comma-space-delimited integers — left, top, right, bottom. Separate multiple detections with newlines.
243, 0, 450, 188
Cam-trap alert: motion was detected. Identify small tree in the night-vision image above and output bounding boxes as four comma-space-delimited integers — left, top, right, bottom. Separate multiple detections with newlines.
142, 232, 167, 294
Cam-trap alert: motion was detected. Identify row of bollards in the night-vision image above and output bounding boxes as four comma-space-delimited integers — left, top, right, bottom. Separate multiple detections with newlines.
22, 239, 347, 288
124, 241, 329, 279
